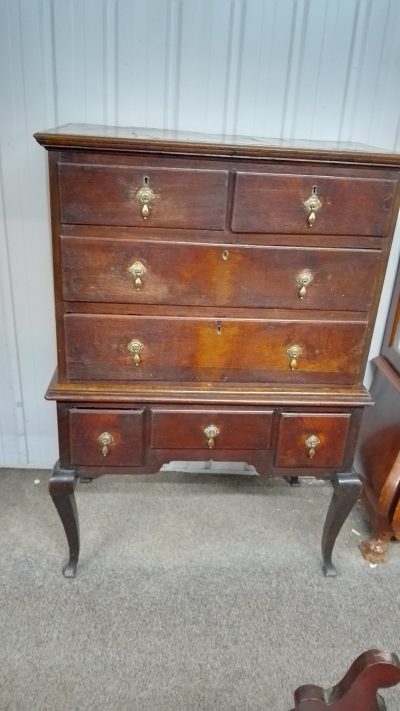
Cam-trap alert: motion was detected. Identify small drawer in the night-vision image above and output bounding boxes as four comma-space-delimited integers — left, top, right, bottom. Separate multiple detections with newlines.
275, 413, 351, 468
58, 161, 229, 230
69, 408, 144, 466
231, 172, 396, 236
151, 409, 273, 450
61, 236, 380, 313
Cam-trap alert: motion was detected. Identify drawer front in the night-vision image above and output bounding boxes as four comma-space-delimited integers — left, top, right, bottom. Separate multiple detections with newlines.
61, 236, 380, 312
64, 314, 367, 385
69, 408, 144, 466
232, 172, 396, 236
151, 408, 273, 450
59, 163, 229, 229
275, 413, 351, 468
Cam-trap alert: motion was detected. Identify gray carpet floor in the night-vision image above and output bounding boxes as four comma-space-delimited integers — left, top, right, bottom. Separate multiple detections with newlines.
1, 468, 399, 711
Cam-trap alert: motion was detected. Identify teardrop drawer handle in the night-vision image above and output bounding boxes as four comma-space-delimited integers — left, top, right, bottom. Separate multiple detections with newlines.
127, 339, 144, 366
305, 434, 320, 459
296, 269, 313, 299
98, 432, 113, 457
203, 424, 219, 449
128, 261, 147, 290
134, 176, 157, 220
287, 344, 303, 371
303, 186, 322, 227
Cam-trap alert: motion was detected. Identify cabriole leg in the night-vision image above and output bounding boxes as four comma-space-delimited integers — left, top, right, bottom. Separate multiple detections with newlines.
49, 463, 80, 578
321, 472, 362, 577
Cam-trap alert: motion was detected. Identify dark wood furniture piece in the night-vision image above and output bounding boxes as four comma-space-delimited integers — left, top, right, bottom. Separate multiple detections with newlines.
34, 125, 400, 577
356, 259, 400, 563
291, 649, 400, 711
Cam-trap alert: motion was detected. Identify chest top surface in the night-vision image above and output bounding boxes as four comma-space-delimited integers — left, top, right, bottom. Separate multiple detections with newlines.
34, 123, 400, 165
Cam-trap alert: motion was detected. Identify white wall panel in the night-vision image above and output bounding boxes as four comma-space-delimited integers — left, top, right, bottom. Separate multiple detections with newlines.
0, 0, 399, 467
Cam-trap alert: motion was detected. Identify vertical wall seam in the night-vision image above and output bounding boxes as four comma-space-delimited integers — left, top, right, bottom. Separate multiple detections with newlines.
82, 0, 87, 122
0, 148, 29, 464
173, 0, 183, 130
338, 0, 360, 142
231, 0, 247, 137
163, 0, 172, 128
393, 115, 400, 152
49, 0, 59, 126
310, 0, 329, 139
366, 0, 391, 144
280, 0, 298, 139
345, 0, 372, 143
222, 0, 235, 136
289, 0, 310, 138
102, 0, 107, 124
0, 159, 28, 463
114, 0, 119, 125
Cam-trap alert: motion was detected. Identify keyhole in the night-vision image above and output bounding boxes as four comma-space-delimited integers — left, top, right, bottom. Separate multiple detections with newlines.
143, 175, 149, 185
222, 250, 229, 261
312, 185, 317, 194
216, 321, 222, 335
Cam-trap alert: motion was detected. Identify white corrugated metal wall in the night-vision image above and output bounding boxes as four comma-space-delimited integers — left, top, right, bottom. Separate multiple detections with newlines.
1, 0, 400, 468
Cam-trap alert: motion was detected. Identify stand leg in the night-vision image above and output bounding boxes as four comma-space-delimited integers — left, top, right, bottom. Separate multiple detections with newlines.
49, 463, 80, 578
321, 472, 362, 577
284, 476, 301, 487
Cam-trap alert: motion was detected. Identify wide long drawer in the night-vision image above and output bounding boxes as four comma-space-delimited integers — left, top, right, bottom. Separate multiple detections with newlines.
61, 236, 380, 312
64, 314, 367, 384
58, 162, 229, 229
231, 172, 396, 236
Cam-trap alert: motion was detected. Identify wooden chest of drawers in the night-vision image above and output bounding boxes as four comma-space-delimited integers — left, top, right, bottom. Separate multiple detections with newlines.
34, 125, 400, 577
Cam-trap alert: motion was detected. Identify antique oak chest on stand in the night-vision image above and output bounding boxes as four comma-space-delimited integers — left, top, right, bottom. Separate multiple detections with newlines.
34, 125, 400, 577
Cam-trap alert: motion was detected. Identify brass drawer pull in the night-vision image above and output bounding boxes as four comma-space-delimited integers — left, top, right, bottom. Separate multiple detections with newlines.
127, 339, 144, 366
296, 269, 313, 299
305, 434, 320, 459
135, 176, 157, 220
303, 186, 322, 227
203, 424, 219, 449
98, 432, 113, 457
287, 344, 302, 371
128, 260, 147, 290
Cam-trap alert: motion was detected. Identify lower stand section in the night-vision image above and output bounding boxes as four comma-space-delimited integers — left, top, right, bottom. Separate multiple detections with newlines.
48, 465, 362, 579
321, 472, 362, 577
49, 463, 80, 578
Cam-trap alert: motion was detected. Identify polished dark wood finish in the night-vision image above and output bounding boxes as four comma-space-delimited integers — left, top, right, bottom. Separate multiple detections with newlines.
291, 649, 400, 711
64, 313, 367, 385
380, 238, 400, 376
356, 254, 400, 562
321, 472, 362, 576
48, 464, 79, 578
34, 124, 400, 576
150, 408, 273, 450
275, 413, 351, 468
61, 236, 379, 312
59, 161, 229, 229
33, 124, 400, 165
232, 172, 396, 236
357, 361, 400, 563
69, 408, 144, 466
